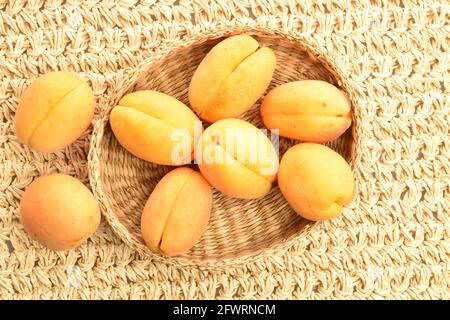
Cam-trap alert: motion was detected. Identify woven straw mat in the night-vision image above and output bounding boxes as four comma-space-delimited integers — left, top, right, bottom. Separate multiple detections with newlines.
0, 0, 449, 299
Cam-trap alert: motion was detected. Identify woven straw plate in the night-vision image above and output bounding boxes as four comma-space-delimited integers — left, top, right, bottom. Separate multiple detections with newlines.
88, 27, 357, 266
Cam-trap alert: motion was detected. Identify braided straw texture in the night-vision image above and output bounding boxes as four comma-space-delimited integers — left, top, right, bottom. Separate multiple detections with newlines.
1, 0, 449, 299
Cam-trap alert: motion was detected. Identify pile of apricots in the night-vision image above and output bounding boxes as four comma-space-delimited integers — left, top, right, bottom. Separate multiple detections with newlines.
14, 35, 355, 256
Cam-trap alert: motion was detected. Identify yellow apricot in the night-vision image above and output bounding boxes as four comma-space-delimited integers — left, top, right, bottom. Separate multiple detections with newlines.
110, 90, 202, 166
261, 80, 352, 143
14, 71, 94, 153
278, 143, 355, 221
20, 174, 101, 251
141, 167, 212, 256
196, 118, 279, 199
189, 35, 276, 122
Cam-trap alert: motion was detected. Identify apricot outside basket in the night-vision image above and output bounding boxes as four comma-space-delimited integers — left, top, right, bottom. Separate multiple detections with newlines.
88, 26, 358, 267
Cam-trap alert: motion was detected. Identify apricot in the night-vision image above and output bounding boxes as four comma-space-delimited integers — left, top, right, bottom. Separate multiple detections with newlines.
20, 174, 101, 251
189, 35, 276, 122
278, 143, 355, 221
261, 80, 352, 143
196, 118, 279, 199
14, 71, 95, 153
110, 90, 202, 166
140, 167, 212, 256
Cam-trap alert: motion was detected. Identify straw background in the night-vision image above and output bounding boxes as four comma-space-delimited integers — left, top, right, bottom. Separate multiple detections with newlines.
0, 0, 449, 299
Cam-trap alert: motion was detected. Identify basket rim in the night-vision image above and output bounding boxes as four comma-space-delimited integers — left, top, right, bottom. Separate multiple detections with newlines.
87, 24, 359, 269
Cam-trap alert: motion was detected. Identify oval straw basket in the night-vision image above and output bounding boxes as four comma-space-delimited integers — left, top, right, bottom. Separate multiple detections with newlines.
88, 26, 357, 267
